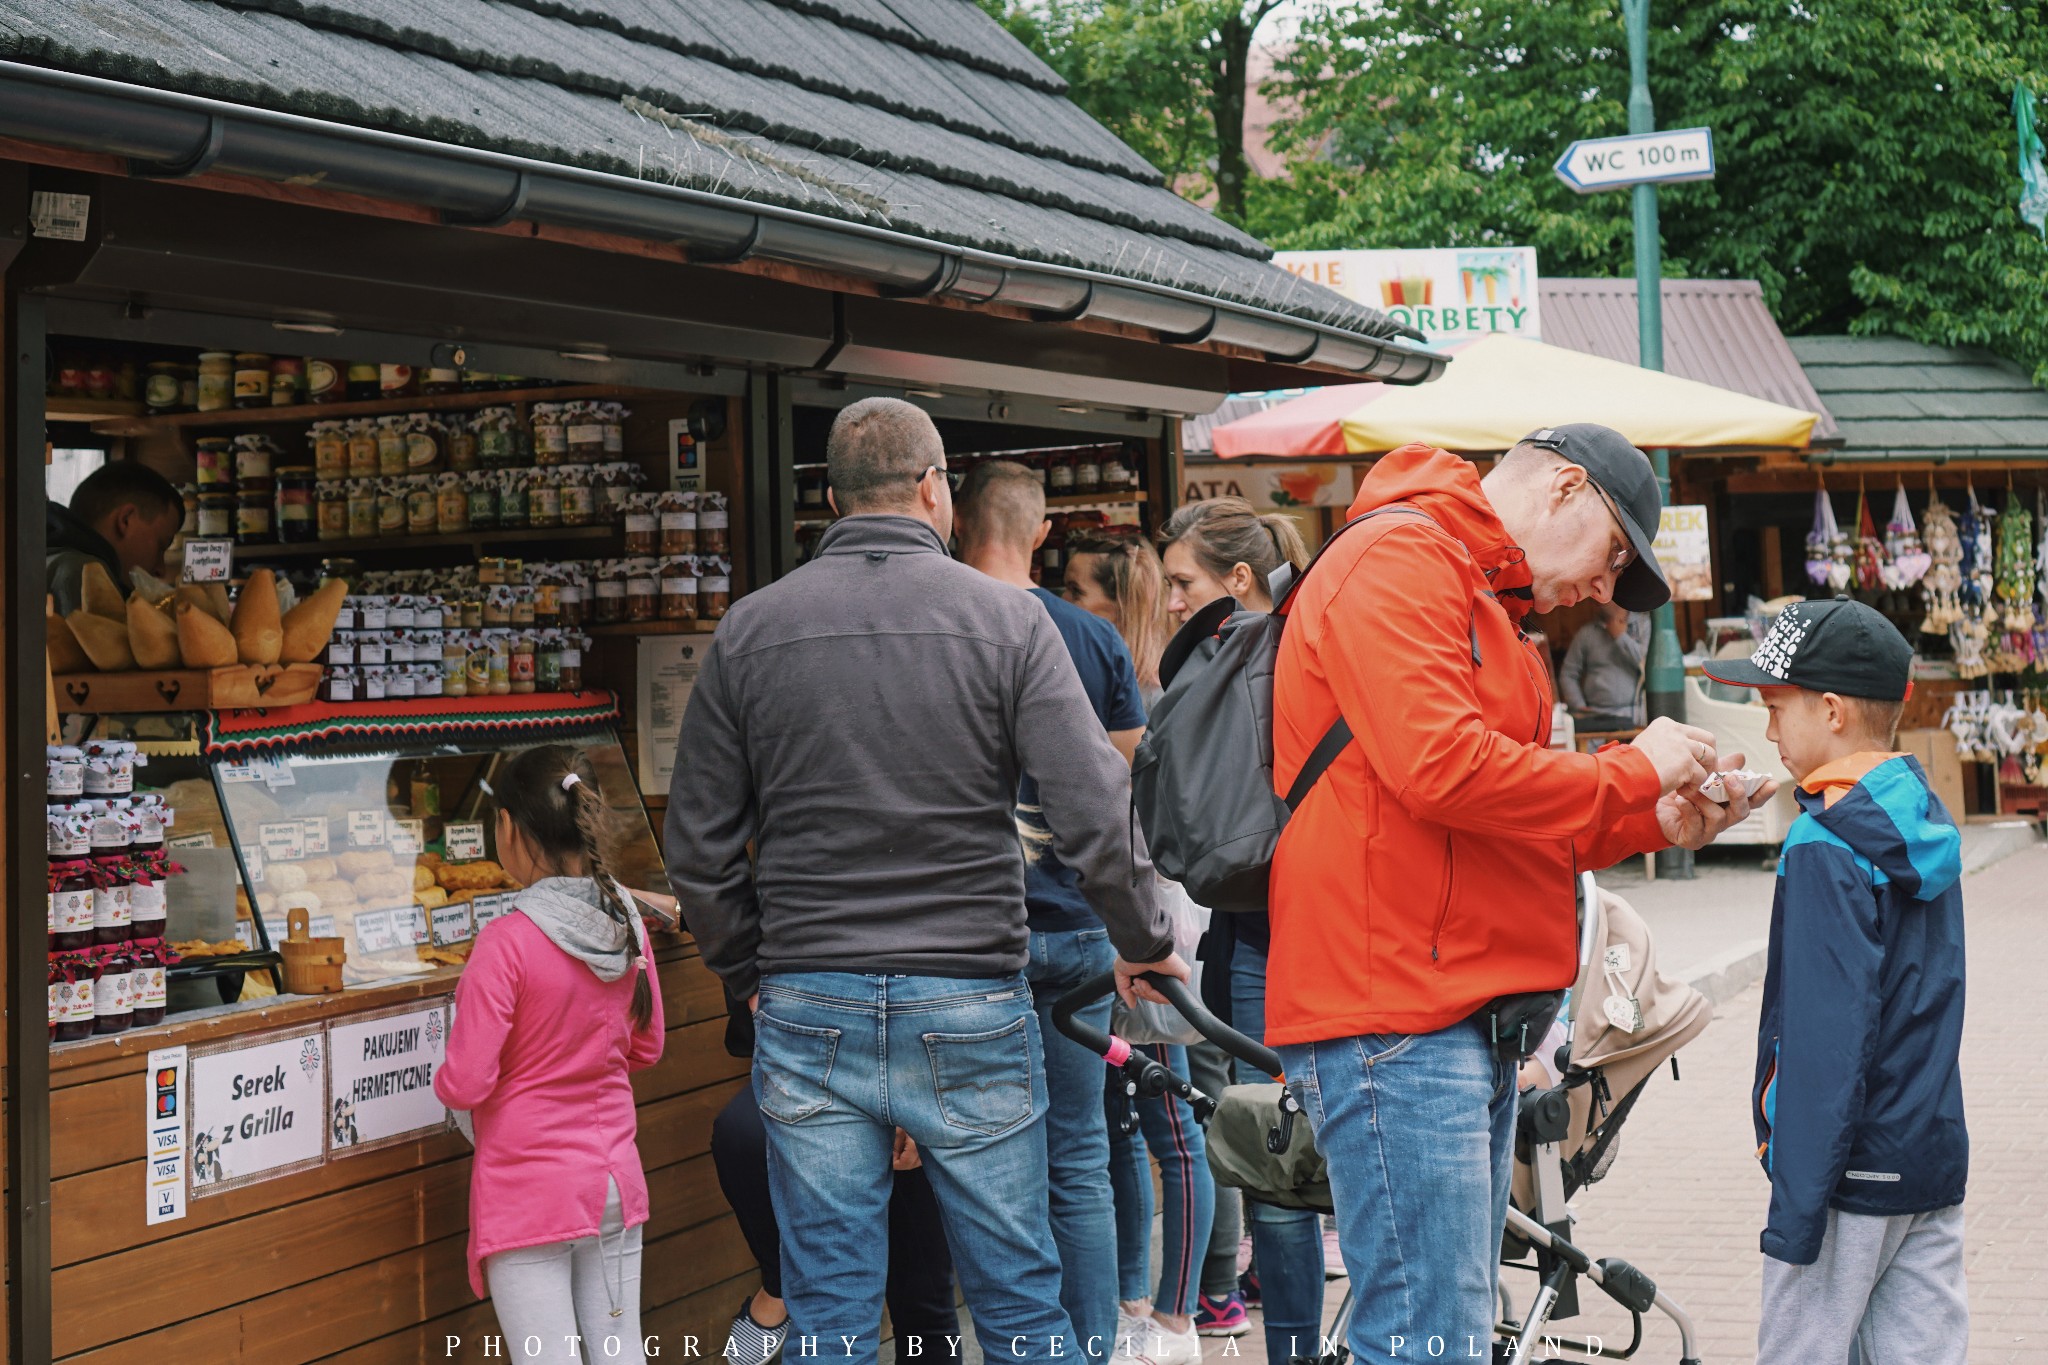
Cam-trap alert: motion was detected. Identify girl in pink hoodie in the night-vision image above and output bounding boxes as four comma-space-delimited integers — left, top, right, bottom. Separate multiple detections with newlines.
435, 745, 665, 1363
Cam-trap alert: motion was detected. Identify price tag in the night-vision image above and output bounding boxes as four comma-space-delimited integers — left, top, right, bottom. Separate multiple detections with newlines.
243, 846, 265, 885
443, 822, 486, 862
309, 914, 338, 938
353, 908, 399, 954
260, 916, 288, 947
233, 921, 254, 949
168, 831, 216, 850
299, 818, 330, 855
388, 818, 425, 857
1603, 994, 1644, 1034
430, 901, 475, 946
1603, 943, 1633, 975
391, 904, 429, 946
348, 810, 388, 847
471, 891, 518, 930
259, 821, 305, 862
182, 538, 235, 583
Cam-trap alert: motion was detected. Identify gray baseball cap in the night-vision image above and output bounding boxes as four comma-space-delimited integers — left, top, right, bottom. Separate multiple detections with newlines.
1521, 424, 1672, 612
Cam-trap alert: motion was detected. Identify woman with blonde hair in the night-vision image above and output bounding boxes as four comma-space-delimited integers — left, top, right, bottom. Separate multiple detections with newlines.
1154, 498, 1309, 625
1062, 532, 1172, 700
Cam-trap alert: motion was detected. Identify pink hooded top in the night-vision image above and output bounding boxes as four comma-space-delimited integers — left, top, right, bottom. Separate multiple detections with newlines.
434, 879, 665, 1296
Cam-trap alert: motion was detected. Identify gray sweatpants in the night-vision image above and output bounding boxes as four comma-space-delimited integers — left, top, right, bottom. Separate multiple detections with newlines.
486, 1176, 646, 1363
1758, 1204, 1968, 1365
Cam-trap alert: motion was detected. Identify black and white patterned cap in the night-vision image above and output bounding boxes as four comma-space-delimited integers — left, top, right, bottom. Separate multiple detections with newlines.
1701, 596, 1913, 700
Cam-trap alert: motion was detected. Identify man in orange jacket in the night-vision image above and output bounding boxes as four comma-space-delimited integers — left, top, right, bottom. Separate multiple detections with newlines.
1268, 425, 1771, 1363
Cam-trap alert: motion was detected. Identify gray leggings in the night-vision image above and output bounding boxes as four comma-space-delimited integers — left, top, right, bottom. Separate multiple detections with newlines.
486, 1176, 646, 1363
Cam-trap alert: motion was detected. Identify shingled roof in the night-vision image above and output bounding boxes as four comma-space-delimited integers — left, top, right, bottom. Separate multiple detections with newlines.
1789, 336, 2048, 461
0, 0, 1413, 347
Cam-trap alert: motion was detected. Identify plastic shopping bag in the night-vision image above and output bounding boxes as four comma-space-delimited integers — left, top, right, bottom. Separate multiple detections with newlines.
1110, 878, 1207, 1046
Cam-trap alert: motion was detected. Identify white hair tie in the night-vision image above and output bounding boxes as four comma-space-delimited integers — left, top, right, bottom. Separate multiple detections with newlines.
561, 772, 583, 792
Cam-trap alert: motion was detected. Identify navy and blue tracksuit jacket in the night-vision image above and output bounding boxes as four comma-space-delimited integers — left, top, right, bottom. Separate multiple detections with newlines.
1753, 751, 1968, 1265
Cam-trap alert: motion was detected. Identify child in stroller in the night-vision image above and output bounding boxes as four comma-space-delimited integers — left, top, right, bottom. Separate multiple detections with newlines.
1054, 874, 1712, 1365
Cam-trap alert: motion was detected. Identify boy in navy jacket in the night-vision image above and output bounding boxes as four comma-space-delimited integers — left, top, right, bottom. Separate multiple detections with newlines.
1703, 597, 1969, 1365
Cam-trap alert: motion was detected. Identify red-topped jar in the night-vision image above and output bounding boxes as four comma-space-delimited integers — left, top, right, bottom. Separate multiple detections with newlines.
89, 802, 133, 947
49, 857, 95, 953
47, 745, 85, 803
93, 949, 133, 1035
125, 794, 166, 855
130, 946, 167, 1028
54, 957, 95, 1043
48, 958, 63, 1042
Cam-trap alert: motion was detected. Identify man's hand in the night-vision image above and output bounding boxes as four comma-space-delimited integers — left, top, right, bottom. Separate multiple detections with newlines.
892, 1128, 922, 1171
1114, 951, 1190, 1009
747, 992, 759, 1015
1628, 716, 1718, 793
1656, 751, 1782, 850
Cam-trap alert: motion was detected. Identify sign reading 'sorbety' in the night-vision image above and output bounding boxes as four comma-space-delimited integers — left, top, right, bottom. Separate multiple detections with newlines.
1274, 247, 1541, 346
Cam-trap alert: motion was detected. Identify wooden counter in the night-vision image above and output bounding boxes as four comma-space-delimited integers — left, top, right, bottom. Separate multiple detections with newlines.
48, 936, 753, 1363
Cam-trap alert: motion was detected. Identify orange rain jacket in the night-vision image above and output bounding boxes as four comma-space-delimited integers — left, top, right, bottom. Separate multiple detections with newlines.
1266, 445, 1668, 1045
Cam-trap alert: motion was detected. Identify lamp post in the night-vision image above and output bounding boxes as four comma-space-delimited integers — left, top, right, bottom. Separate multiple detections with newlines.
1622, 0, 1695, 879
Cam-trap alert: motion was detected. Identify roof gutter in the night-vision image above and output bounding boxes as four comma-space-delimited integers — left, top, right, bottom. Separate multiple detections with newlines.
0, 62, 1445, 386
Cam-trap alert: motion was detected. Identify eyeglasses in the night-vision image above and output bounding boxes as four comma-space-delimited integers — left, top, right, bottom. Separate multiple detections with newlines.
1585, 480, 1637, 577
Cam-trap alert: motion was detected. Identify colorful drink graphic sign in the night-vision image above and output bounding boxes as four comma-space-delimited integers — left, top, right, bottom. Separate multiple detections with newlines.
1274, 247, 1541, 345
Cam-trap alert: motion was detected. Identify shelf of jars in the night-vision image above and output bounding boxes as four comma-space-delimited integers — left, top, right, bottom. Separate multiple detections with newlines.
87, 382, 651, 436
236, 524, 619, 562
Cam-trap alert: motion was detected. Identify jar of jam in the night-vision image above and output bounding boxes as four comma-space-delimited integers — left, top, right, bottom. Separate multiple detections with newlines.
346, 361, 381, 401
594, 561, 627, 624
144, 361, 181, 413
347, 419, 380, 478
1075, 446, 1102, 494
436, 474, 470, 534
197, 492, 235, 539
126, 794, 166, 855
530, 472, 562, 528
475, 407, 517, 467
130, 946, 167, 1028
55, 957, 95, 1043
358, 593, 390, 631
533, 572, 562, 629
699, 493, 730, 554
560, 635, 586, 692
467, 471, 500, 531
379, 363, 418, 399
84, 740, 138, 798
531, 403, 568, 466
196, 352, 233, 412
346, 479, 377, 538
233, 434, 277, 490
626, 559, 659, 622
422, 367, 461, 396
1047, 449, 1076, 494
560, 468, 595, 527
700, 556, 732, 620
47, 744, 85, 802
387, 662, 418, 699
596, 464, 634, 522
48, 958, 62, 1042
377, 480, 407, 537
129, 861, 168, 943
659, 557, 700, 621
94, 949, 134, 1035
318, 482, 350, 541
233, 352, 272, 408
446, 422, 479, 472
481, 585, 513, 629
50, 857, 95, 953
307, 358, 344, 404
460, 598, 484, 630
48, 802, 92, 859
236, 490, 274, 545
565, 403, 606, 461
377, 417, 409, 477
269, 355, 306, 406
406, 415, 444, 474
442, 640, 469, 697
405, 475, 437, 536
195, 437, 233, 489
659, 493, 698, 554
511, 586, 536, 629
497, 470, 528, 529
623, 495, 658, 555
485, 633, 512, 696
311, 420, 349, 480
561, 570, 587, 628
601, 402, 629, 456
464, 635, 492, 695
535, 631, 563, 689
509, 635, 537, 694
276, 466, 317, 543
324, 665, 356, 703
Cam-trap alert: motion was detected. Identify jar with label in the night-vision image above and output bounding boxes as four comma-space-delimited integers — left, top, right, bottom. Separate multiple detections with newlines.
485, 633, 512, 695
346, 419, 379, 478
130, 946, 167, 1028
457, 598, 482, 630
269, 355, 307, 406
84, 740, 139, 797
483, 585, 516, 629
474, 407, 517, 468
531, 403, 569, 466
497, 468, 529, 529
1047, 449, 1076, 495
54, 956, 95, 1043
1074, 446, 1102, 494
346, 361, 381, 401
232, 352, 272, 408
416, 596, 444, 629
601, 402, 629, 456
130, 793, 167, 854
50, 803, 91, 860
626, 558, 659, 622
362, 665, 390, 702
658, 492, 699, 554
377, 480, 407, 537
468, 471, 500, 531
529, 471, 562, 528
565, 468, 600, 527
48, 958, 61, 1042
406, 414, 443, 474
700, 556, 733, 620
195, 437, 233, 489
511, 586, 536, 629
405, 476, 437, 536
560, 570, 586, 628
276, 467, 317, 543
377, 416, 409, 477
659, 556, 700, 621
324, 665, 356, 703
196, 492, 235, 539
317, 481, 349, 541
561, 635, 587, 692
379, 363, 417, 399
197, 352, 233, 411
49, 856, 95, 953
594, 463, 631, 522
623, 494, 659, 555
699, 492, 731, 554
129, 863, 168, 944
536, 630, 564, 689
345, 479, 377, 538
47, 744, 85, 802
93, 949, 134, 1035
565, 402, 606, 461
234, 434, 278, 490
509, 635, 537, 694
307, 358, 344, 404
422, 367, 461, 396
436, 473, 470, 534
464, 634, 492, 695
237, 489, 275, 545
144, 361, 181, 413
387, 663, 418, 699
446, 421, 479, 472
442, 639, 468, 697
310, 420, 348, 480
594, 561, 628, 624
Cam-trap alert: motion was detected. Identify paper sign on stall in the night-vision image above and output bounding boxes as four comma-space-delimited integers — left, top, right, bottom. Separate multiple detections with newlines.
443, 822, 486, 862
470, 891, 519, 931
348, 810, 388, 847
431, 901, 475, 946
145, 1046, 189, 1224
259, 821, 305, 862
1652, 504, 1714, 603
637, 635, 704, 795
326, 1002, 451, 1153
182, 539, 234, 583
388, 818, 424, 856
354, 909, 399, 954
300, 818, 330, 854
187, 1027, 326, 1195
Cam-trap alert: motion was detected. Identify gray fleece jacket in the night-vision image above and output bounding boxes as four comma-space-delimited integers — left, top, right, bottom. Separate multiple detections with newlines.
664, 514, 1168, 1000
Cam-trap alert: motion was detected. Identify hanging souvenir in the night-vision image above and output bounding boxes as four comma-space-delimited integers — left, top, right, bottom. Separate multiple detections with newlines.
1996, 488, 2035, 628
1919, 494, 1963, 633
1958, 484, 1992, 607
1805, 489, 1838, 587
1880, 483, 1931, 589
1852, 484, 1885, 592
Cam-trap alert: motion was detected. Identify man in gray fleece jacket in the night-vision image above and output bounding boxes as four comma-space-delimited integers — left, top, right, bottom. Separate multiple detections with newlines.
665, 397, 1181, 1365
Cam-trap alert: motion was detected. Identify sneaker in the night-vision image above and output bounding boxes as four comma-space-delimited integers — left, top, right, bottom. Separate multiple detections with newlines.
1131, 1320, 1202, 1365
724, 1300, 789, 1365
1117, 1309, 1154, 1357
1195, 1292, 1250, 1338
1322, 1219, 1347, 1280
1236, 1269, 1261, 1309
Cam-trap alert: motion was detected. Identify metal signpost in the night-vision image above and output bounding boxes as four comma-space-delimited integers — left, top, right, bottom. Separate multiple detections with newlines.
1558, 0, 1711, 877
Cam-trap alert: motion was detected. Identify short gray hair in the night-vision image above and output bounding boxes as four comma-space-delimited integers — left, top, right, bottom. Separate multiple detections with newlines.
956, 460, 1045, 552
827, 398, 945, 513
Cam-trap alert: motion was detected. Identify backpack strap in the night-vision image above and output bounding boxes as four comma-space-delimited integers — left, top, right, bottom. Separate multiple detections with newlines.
1277, 503, 1443, 811
1158, 593, 1239, 690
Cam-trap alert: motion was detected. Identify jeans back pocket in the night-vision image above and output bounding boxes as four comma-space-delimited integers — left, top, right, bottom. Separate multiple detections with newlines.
924, 1017, 1034, 1137
754, 1012, 842, 1125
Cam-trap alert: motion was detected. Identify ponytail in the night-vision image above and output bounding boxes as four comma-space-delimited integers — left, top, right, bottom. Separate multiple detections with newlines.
1157, 498, 1309, 607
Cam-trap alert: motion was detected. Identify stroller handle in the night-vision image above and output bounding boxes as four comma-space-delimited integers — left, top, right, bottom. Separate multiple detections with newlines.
1051, 969, 1286, 1081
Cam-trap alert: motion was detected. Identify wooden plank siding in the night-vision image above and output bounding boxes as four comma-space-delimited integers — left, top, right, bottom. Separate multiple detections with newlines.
48, 943, 753, 1362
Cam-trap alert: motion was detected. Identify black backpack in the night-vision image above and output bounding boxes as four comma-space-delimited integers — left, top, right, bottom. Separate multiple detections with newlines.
1130, 505, 1437, 912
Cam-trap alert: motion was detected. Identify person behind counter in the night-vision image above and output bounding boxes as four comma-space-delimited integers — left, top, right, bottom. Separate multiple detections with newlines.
1558, 600, 1649, 729
435, 745, 664, 1365
46, 459, 183, 615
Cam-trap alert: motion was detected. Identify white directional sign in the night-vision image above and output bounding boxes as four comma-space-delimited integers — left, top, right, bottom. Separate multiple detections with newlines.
1554, 127, 1714, 194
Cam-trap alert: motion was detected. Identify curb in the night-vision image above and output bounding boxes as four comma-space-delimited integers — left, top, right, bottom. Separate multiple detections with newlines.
1686, 938, 1769, 1007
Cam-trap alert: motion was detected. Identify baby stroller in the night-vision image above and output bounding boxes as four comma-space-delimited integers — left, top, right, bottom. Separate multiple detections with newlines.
1052, 874, 1712, 1365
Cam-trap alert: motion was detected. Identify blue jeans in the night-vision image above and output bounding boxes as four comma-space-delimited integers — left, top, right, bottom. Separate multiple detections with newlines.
1024, 926, 1119, 1360
1106, 1044, 1216, 1314
754, 972, 1075, 1365
1278, 1020, 1517, 1365
1232, 940, 1327, 1365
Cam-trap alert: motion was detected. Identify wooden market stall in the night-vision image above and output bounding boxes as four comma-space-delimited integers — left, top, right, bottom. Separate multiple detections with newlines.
0, 6, 1442, 1363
